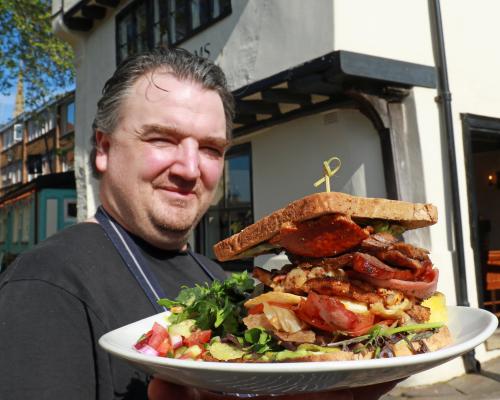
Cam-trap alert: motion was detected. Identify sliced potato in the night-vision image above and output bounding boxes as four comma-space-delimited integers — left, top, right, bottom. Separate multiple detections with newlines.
244, 291, 304, 308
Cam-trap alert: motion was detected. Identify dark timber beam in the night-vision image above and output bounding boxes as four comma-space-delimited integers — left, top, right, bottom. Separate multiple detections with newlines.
233, 114, 257, 126
82, 5, 107, 20
96, 0, 121, 7
288, 74, 341, 95
236, 100, 280, 116
261, 89, 312, 106
63, 16, 93, 31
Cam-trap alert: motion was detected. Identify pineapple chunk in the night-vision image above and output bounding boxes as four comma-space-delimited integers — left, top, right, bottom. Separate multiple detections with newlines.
421, 292, 448, 323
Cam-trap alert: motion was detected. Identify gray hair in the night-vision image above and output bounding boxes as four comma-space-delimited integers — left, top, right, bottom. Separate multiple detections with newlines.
90, 47, 234, 178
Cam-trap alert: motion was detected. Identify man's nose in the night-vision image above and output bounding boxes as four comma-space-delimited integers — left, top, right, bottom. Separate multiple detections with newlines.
170, 140, 201, 181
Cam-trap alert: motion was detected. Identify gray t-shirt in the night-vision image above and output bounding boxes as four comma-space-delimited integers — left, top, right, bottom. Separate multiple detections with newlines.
0, 222, 225, 400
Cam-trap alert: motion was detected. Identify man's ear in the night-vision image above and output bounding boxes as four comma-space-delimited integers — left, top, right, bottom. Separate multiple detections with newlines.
95, 130, 110, 173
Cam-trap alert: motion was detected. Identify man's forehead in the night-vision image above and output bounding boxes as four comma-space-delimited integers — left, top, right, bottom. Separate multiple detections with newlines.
133, 70, 199, 95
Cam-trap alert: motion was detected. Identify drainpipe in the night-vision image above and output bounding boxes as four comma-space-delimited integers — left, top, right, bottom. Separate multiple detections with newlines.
428, 0, 480, 373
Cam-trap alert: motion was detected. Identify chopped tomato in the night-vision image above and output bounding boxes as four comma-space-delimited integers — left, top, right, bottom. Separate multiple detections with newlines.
268, 301, 296, 309
147, 322, 169, 350
247, 303, 264, 315
157, 337, 172, 356
295, 303, 338, 332
184, 329, 212, 347
134, 330, 153, 350
342, 313, 376, 336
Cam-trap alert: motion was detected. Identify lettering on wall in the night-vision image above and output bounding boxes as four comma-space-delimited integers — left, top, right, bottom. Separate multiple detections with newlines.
190, 42, 211, 58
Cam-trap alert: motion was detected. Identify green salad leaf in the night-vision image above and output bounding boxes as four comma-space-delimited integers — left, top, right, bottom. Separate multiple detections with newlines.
243, 328, 278, 354
157, 271, 255, 337
372, 221, 406, 236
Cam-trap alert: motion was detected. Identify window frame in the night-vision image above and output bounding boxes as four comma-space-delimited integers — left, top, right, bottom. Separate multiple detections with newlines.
61, 100, 76, 137
115, 0, 232, 64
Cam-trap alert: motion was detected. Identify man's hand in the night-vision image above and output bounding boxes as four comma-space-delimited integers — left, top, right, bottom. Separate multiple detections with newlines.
148, 378, 401, 400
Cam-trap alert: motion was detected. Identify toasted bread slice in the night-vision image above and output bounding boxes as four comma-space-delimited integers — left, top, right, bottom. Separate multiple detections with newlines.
391, 326, 452, 356
213, 192, 437, 261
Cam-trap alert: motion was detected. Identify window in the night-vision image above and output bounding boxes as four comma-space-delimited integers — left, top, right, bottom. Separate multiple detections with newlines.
42, 154, 52, 174
27, 109, 56, 142
196, 143, 253, 271
27, 154, 43, 179
64, 199, 77, 223
61, 101, 75, 136
13, 124, 23, 141
117, 1, 149, 63
116, 0, 231, 63
60, 149, 75, 173
1, 126, 22, 150
1, 128, 12, 150
2, 161, 22, 187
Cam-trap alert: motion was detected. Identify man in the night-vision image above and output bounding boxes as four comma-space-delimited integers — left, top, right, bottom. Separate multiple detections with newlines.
0, 48, 397, 400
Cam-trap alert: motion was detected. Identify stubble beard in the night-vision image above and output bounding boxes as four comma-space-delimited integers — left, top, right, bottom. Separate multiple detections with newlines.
148, 198, 204, 248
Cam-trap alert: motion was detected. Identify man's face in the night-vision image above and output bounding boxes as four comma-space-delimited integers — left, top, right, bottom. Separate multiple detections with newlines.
95, 72, 229, 249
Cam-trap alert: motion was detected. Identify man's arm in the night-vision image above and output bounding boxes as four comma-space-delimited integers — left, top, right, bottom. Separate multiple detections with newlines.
0, 280, 96, 400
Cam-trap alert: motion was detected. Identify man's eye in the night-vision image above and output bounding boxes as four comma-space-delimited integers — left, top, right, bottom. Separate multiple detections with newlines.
201, 147, 224, 158
147, 137, 175, 146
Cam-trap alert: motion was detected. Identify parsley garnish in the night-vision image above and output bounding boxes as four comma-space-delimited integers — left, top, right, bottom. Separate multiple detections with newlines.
157, 271, 255, 337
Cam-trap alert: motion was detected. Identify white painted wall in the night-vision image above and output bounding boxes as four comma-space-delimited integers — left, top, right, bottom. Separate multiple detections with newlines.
250, 109, 387, 219
333, 0, 434, 65
213, 0, 335, 89
52, 0, 80, 14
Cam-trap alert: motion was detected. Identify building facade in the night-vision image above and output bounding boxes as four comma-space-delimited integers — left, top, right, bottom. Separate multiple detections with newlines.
51, 0, 500, 385
0, 92, 76, 196
0, 92, 77, 268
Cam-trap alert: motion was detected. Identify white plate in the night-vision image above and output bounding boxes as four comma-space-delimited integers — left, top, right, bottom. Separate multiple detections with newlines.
99, 306, 498, 395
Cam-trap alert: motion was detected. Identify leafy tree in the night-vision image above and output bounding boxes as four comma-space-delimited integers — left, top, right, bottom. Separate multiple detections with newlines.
0, 0, 74, 112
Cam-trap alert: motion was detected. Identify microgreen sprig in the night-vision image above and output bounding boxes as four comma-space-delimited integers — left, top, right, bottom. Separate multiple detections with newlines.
327, 321, 444, 357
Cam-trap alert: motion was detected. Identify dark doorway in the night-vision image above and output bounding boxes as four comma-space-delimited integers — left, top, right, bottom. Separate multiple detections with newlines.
462, 114, 500, 317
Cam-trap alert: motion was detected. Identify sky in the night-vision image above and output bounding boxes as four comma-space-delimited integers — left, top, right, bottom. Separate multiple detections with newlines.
0, 87, 16, 126
0, 81, 75, 128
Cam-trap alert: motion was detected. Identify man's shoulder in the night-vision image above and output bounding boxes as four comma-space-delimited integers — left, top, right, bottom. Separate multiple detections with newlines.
27, 222, 109, 260
2, 222, 113, 283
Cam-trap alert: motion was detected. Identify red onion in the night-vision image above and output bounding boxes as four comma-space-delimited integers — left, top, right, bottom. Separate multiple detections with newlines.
137, 344, 159, 356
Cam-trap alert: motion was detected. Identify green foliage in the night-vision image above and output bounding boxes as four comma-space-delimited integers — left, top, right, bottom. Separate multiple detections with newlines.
0, 0, 74, 112
158, 271, 256, 337
243, 328, 277, 354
